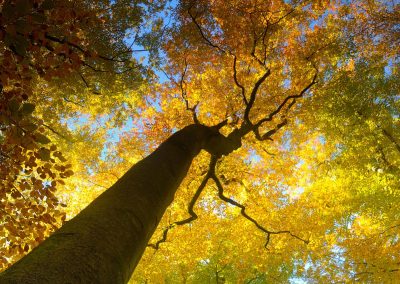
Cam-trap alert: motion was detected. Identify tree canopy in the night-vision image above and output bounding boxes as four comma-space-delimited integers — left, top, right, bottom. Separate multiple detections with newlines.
1, 0, 399, 283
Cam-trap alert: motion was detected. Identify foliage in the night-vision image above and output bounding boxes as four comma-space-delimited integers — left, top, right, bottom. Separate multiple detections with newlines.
2, 0, 399, 283
0, 0, 156, 268
128, 1, 399, 282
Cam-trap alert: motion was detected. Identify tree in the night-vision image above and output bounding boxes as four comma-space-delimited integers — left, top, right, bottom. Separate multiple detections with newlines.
1, 0, 399, 283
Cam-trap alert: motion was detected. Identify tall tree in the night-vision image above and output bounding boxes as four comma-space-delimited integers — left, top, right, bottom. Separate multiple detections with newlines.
1, 0, 399, 283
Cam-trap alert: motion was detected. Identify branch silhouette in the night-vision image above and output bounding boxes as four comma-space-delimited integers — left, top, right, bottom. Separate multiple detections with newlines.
147, 157, 218, 249
210, 160, 309, 249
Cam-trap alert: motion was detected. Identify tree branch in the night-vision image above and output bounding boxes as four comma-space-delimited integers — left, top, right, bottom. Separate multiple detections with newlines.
244, 69, 271, 125
44, 33, 130, 64
187, 7, 226, 54
210, 158, 308, 249
147, 157, 218, 249
252, 67, 318, 139
179, 58, 200, 124
233, 55, 248, 106
253, 119, 288, 141
381, 128, 400, 154
42, 123, 70, 141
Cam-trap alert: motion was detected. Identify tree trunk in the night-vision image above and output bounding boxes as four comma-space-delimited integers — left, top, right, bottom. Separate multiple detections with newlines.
0, 124, 223, 284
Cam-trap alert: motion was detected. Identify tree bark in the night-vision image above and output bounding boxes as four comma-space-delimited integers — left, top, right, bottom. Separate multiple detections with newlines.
0, 124, 223, 284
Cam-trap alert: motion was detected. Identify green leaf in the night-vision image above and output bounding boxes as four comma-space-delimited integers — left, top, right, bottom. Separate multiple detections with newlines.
2, 2, 16, 21
31, 13, 46, 24
35, 133, 51, 144
15, 19, 32, 35
12, 35, 29, 57
20, 103, 35, 115
8, 99, 21, 113
22, 121, 38, 132
40, 0, 55, 10
15, 0, 32, 16
4, 33, 30, 57
38, 148, 51, 161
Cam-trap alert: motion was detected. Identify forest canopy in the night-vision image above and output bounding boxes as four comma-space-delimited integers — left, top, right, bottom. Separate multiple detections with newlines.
0, 0, 399, 283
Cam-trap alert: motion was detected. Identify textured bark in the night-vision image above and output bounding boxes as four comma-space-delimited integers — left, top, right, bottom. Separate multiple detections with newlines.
0, 124, 223, 284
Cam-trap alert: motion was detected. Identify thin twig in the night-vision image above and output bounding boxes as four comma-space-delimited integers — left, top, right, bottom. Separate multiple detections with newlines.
381, 128, 400, 154
42, 123, 70, 141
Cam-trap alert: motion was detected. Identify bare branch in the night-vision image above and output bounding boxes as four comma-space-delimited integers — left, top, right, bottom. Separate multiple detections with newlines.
79, 72, 90, 88
187, 7, 226, 54
210, 159, 308, 248
78, 72, 101, 95
250, 20, 269, 68
42, 123, 70, 141
251, 6, 297, 66
63, 97, 84, 107
82, 62, 108, 73
147, 157, 218, 249
244, 69, 271, 125
44, 33, 130, 64
381, 128, 400, 154
253, 119, 288, 141
179, 58, 200, 124
261, 146, 276, 156
163, 59, 200, 124
254, 67, 318, 131
233, 56, 248, 106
